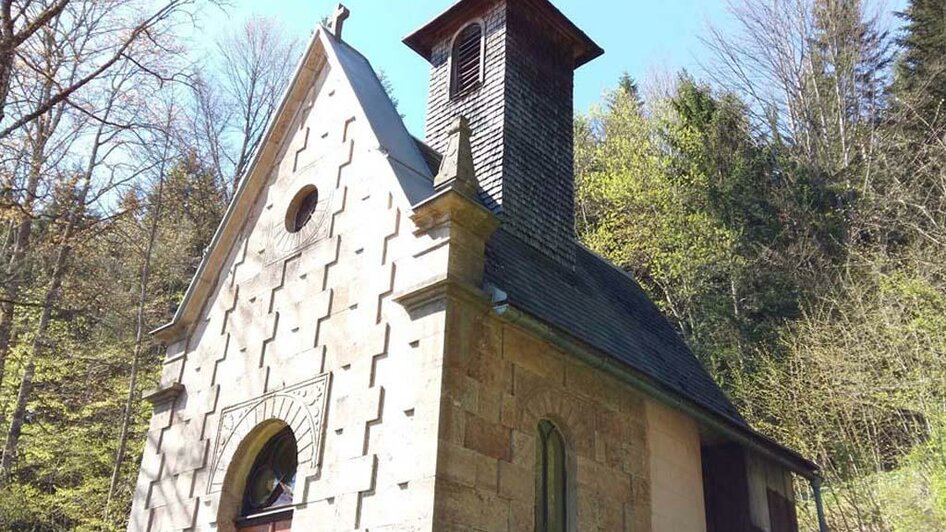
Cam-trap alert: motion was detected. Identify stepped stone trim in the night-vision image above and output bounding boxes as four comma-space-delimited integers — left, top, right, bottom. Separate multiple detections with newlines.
207, 373, 331, 494
142, 383, 185, 406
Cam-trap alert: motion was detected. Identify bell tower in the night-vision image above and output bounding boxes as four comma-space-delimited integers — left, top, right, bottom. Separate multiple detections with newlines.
405, 0, 603, 265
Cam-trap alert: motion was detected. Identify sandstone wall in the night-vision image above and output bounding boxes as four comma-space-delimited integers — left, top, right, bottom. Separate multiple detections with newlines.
647, 401, 707, 532
432, 300, 654, 531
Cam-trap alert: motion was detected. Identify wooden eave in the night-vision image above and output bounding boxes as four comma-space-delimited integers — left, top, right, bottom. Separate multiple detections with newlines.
403, 0, 604, 68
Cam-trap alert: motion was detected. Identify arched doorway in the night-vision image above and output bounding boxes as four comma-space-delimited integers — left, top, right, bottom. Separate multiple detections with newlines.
235, 426, 297, 532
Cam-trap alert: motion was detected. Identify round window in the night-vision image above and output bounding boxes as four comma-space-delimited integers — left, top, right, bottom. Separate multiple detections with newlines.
285, 186, 319, 234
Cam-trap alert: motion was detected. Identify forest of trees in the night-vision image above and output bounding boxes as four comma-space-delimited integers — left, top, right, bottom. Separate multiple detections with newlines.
0, 0, 941, 530
577, 0, 946, 529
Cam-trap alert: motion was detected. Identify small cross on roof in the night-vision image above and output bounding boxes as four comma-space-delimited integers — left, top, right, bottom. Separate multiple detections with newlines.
328, 4, 350, 40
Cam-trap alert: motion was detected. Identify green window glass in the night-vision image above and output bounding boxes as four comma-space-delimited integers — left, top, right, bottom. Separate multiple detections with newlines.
536, 420, 567, 532
241, 427, 297, 518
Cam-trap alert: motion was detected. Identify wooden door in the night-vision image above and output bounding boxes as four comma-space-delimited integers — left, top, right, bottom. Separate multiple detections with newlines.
237, 514, 292, 532
236, 516, 292, 532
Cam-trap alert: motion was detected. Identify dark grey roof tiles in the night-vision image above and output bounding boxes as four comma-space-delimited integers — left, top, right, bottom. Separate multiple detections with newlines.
484, 228, 748, 427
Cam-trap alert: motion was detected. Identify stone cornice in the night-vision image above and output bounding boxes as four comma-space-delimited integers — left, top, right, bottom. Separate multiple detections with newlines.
411, 188, 499, 239
142, 382, 185, 406
393, 273, 491, 312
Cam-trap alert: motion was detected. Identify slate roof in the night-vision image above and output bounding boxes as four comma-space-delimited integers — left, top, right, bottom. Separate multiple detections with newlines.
404, 111, 748, 429
326, 31, 435, 203
484, 228, 748, 427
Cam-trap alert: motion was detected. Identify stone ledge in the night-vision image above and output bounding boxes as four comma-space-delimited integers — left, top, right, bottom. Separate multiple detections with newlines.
392, 274, 491, 312
143, 382, 185, 406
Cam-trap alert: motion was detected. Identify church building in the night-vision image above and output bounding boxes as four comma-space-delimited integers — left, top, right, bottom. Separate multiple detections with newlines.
129, 1, 821, 530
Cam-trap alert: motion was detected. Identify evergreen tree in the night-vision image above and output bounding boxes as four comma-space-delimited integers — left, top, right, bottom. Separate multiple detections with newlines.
895, 0, 946, 121
614, 72, 643, 111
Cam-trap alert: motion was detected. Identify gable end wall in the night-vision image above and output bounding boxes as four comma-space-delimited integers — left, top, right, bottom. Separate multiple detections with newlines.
128, 59, 447, 532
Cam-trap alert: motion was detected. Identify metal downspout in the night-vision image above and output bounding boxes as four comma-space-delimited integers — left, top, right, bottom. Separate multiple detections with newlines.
812, 477, 828, 532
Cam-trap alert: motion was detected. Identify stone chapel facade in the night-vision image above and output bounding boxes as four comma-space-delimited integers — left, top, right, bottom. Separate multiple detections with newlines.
128, 1, 820, 531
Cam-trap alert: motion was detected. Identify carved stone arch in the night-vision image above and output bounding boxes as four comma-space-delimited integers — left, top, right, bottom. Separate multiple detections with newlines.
208, 374, 330, 496
519, 386, 585, 532
518, 386, 593, 456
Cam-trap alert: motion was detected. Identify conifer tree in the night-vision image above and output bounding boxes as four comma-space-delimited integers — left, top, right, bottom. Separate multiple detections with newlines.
895, 0, 946, 121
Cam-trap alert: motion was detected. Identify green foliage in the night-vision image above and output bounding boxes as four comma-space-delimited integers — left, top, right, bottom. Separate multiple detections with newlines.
0, 156, 225, 530
577, 75, 809, 394
878, 418, 946, 531
0, 2, 942, 531
577, 19, 946, 524
895, 0, 946, 120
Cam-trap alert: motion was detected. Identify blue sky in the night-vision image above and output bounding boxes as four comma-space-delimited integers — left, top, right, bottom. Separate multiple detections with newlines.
191, 0, 734, 135
192, 0, 905, 136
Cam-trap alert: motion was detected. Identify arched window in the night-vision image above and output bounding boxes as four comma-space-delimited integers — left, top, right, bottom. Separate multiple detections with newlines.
450, 22, 483, 99
237, 427, 297, 531
536, 420, 567, 532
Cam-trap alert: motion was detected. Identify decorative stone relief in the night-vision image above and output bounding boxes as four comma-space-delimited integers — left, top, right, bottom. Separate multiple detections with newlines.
270, 183, 335, 255
207, 373, 331, 494
269, 136, 350, 256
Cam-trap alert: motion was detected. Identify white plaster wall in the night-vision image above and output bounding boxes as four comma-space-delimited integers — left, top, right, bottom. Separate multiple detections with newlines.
647, 400, 707, 532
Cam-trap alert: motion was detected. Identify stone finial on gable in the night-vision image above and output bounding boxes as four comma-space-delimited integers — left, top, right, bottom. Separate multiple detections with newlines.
403, 116, 498, 300
328, 4, 350, 39
434, 116, 478, 199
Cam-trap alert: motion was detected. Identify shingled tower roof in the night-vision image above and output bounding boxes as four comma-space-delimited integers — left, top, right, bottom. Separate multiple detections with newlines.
404, 0, 603, 67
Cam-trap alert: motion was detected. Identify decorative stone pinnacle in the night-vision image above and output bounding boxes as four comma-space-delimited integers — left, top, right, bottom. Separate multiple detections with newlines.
434, 116, 478, 198
328, 4, 350, 39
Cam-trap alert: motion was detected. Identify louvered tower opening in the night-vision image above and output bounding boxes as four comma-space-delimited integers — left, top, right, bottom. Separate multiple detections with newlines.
450, 23, 483, 99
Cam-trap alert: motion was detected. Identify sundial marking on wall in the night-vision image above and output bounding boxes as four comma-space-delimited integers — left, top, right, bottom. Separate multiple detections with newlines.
269, 182, 333, 256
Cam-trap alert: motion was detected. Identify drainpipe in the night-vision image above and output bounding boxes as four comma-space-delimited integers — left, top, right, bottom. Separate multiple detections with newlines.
811, 477, 828, 532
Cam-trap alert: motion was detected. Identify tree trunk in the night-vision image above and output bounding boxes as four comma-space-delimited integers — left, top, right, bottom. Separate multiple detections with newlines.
0, 102, 103, 480
0, 105, 58, 406
0, 174, 87, 479
104, 128, 170, 515
0, 168, 41, 391
0, 66, 64, 398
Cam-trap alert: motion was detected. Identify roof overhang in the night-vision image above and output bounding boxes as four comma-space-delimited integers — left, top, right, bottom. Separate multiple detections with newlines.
495, 302, 821, 480
404, 0, 604, 68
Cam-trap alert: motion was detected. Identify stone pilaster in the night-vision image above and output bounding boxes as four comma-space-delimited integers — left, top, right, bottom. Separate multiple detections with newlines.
396, 115, 499, 307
